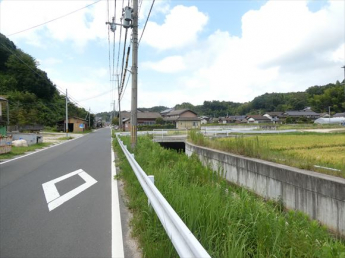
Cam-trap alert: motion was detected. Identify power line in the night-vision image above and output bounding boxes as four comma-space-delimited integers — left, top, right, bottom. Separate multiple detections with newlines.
120, 28, 129, 89
6, 0, 103, 37
120, 46, 131, 96
121, 73, 131, 101
77, 89, 114, 102
138, 0, 155, 44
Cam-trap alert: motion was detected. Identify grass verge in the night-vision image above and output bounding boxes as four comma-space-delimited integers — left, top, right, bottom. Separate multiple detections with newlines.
0, 142, 52, 160
113, 134, 345, 258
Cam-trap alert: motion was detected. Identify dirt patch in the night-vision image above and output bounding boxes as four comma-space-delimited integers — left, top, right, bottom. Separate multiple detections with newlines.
41, 132, 84, 143
300, 128, 345, 133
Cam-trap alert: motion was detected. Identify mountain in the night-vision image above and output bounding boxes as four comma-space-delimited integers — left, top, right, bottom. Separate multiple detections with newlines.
0, 33, 92, 127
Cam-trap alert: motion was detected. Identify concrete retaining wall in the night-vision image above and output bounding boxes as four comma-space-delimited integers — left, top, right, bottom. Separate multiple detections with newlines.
185, 142, 345, 236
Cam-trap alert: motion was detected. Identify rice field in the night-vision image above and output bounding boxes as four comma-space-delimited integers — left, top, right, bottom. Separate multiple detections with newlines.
189, 131, 345, 178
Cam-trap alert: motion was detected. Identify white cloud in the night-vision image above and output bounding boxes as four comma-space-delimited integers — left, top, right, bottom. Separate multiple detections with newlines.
40, 57, 62, 66
142, 55, 186, 73
141, 0, 344, 106
0, 0, 114, 49
140, 5, 208, 50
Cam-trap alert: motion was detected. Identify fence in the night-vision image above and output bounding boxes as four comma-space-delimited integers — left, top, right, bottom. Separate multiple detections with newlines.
116, 133, 210, 258
152, 129, 188, 141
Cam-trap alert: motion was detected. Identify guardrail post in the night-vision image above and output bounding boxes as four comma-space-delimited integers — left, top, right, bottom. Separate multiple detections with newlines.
148, 175, 154, 208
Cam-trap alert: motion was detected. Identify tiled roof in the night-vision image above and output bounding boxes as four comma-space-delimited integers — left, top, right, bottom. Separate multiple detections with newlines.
120, 111, 161, 119
176, 117, 201, 121
166, 109, 197, 116
333, 113, 345, 118
246, 115, 271, 120
284, 111, 319, 116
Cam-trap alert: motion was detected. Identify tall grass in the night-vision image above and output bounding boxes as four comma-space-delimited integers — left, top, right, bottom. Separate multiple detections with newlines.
113, 134, 345, 257
189, 130, 345, 178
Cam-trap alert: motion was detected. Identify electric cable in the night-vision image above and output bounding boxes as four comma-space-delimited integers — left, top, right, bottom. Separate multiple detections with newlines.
139, 0, 155, 44
120, 46, 131, 96
6, 0, 103, 37
119, 28, 129, 90
121, 73, 131, 101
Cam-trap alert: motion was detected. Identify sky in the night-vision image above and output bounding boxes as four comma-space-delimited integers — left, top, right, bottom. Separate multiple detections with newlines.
0, 0, 344, 114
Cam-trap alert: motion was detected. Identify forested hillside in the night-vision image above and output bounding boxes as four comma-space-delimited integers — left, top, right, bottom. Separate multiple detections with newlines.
173, 81, 345, 117
0, 33, 91, 127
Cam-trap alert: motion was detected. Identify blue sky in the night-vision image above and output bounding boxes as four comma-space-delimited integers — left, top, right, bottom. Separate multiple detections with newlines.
1, 0, 344, 114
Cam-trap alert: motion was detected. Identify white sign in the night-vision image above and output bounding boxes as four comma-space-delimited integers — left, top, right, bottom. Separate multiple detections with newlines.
42, 169, 97, 211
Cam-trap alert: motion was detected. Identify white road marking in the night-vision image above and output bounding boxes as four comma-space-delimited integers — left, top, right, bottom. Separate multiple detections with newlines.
111, 129, 125, 258
42, 169, 97, 212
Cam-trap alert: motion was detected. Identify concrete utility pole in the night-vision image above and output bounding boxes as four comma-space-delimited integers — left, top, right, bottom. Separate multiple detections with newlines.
117, 74, 122, 131
66, 89, 68, 137
113, 100, 116, 124
89, 108, 91, 129
110, 103, 113, 124
131, 0, 138, 148
341, 65, 345, 98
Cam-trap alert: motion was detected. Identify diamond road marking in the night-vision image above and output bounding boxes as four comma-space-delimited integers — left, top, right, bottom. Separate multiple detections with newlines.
42, 169, 97, 211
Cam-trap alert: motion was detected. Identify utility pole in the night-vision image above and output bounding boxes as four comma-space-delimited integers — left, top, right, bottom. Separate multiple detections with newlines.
117, 74, 122, 131
66, 89, 68, 137
110, 103, 113, 124
131, 0, 138, 148
341, 65, 345, 97
89, 108, 91, 129
329, 106, 331, 124
113, 100, 116, 125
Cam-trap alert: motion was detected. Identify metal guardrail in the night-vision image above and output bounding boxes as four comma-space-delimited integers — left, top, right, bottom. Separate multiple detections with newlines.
116, 134, 210, 258
152, 129, 188, 141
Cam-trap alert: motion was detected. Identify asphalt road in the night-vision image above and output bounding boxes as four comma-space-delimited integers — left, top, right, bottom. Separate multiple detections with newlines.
0, 128, 123, 258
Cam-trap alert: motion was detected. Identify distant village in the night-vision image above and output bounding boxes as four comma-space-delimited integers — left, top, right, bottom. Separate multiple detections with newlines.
95, 107, 345, 131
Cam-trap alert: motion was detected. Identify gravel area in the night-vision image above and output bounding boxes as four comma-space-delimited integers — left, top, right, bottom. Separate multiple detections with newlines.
41, 132, 84, 143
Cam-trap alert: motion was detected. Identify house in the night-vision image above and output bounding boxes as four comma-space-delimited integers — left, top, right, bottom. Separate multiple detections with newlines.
284, 110, 320, 119
120, 111, 162, 131
319, 113, 330, 118
333, 113, 345, 118
160, 108, 174, 117
227, 116, 247, 123
57, 117, 88, 133
218, 117, 227, 124
263, 112, 286, 123
246, 115, 271, 124
199, 116, 210, 125
164, 109, 200, 129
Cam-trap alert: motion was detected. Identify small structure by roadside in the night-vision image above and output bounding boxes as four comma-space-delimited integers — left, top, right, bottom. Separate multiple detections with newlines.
57, 117, 88, 133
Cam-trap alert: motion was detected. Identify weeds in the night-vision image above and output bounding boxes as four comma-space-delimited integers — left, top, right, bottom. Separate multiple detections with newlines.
113, 134, 345, 257
189, 130, 345, 178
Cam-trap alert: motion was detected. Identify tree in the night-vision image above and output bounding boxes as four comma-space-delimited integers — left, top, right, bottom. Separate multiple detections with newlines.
155, 117, 164, 125
112, 117, 119, 125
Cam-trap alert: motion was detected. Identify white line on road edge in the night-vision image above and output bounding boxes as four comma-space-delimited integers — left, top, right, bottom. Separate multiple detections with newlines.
0, 135, 85, 165
42, 169, 97, 211
111, 129, 125, 258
